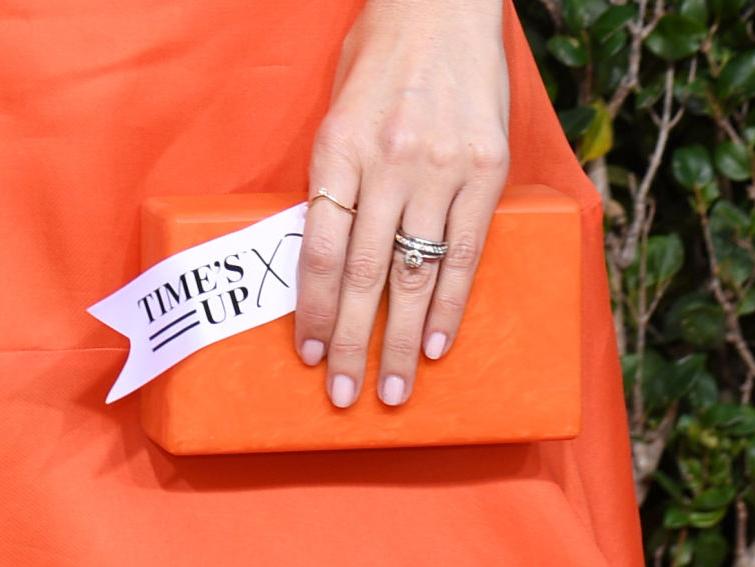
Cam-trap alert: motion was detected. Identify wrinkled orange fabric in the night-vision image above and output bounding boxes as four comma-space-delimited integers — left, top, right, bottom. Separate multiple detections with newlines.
0, 1, 644, 565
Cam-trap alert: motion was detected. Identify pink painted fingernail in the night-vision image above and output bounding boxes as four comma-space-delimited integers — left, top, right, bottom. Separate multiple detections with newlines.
330, 374, 356, 408
381, 375, 405, 406
424, 332, 447, 360
300, 339, 325, 365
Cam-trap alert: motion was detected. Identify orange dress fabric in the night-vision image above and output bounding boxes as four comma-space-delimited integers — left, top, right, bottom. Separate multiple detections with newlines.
0, 1, 644, 565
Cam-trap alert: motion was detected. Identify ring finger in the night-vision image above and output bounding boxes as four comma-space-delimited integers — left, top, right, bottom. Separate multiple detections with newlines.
325, 176, 404, 408
378, 190, 455, 406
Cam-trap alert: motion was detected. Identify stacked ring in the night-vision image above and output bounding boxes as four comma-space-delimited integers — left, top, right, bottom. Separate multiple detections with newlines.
394, 228, 449, 268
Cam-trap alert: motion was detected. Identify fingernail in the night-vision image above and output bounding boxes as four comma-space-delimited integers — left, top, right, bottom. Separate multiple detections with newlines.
330, 374, 356, 408
381, 375, 405, 406
424, 332, 447, 360
300, 339, 325, 365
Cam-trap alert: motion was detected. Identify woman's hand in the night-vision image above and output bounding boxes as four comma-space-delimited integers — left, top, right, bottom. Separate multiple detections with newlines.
295, 0, 510, 408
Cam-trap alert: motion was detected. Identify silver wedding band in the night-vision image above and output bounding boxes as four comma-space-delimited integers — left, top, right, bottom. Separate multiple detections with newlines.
394, 228, 448, 269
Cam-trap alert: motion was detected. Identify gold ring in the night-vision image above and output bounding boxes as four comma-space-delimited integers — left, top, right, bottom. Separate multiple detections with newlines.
309, 187, 357, 215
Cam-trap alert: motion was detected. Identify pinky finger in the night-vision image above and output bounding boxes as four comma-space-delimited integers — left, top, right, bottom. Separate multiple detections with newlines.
422, 185, 498, 361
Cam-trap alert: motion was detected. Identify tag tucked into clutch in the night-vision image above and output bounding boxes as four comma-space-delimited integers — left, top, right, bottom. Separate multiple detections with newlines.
138, 185, 581, 455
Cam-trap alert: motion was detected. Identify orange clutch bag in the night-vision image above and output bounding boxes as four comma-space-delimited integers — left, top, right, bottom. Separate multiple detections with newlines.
139, 184, 581, 455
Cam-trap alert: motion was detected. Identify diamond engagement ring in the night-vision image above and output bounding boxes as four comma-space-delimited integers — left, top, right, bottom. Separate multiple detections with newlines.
394, 228, 449, 269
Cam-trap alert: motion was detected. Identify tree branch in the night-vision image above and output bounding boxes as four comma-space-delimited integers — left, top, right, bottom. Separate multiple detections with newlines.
735, 498, 752, 567
633, 403, 678, 504
692, 186, 755, 405
618, 66, 681, 269
536, 0, 563, 30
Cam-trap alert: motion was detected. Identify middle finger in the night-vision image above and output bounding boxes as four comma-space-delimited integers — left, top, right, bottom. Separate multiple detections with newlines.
326, 174, 403, 408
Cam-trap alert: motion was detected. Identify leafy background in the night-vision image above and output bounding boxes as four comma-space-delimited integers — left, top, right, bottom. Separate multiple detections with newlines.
513, 0, 755, 565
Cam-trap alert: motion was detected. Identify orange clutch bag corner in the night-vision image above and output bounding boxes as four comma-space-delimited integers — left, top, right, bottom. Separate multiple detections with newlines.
138, 184, 582, 455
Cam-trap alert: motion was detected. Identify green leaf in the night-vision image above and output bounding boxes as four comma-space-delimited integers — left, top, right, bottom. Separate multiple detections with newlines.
717, 49, 755, 101
699, 181, 721, 210
564, 0, 608, 34
674, 352, 718, 409
672, 145, 714, 189
744, 126, 755, 147
636, 74, 665, 109
699, 428, 720, 449
648, 352, 683, 410
686, 370, 718, 409
709, 0, 749, 20
674, 354, 716, 409
680, 304, 726, 348
646, 233, 684, 286
672, 539, 694, 565
596, 45, 629, 95
704, 404, 741, 428
689, 508, 727, 528
620, 354, 635, 397
645, 15, 706, 61
622, 349, 676, 412
558, 106, 597, 140
597, 29, 627, 59
714, 141, 752, 181
715, 242, 752, 287
710, 200, 750, 234
703, 404, 755, 436
709, 200, 754, 286
664, 505, 692, 528
578, 99, 613, 162
675, 75, 715, 116
652, 470, 688, 503
591, 4, 636, 43
665, 294, 726, 349
680, 0, 708, 26
713, 239, 753, 288
738, 286, 755, 316
664, 503, 726, 532
679, 457, 706, 494
692, 486, 736, 511
708, 452, 733, 486
745, 442, 755, 478
692, 531, 728, 567
547, 35, 588, 67
719, 22, 749, 53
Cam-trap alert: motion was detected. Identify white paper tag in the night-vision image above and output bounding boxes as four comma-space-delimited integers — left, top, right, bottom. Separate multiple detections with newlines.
87, 201, 308, 404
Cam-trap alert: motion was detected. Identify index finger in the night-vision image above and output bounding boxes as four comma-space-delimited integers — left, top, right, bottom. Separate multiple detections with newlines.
295, 128, 360, 366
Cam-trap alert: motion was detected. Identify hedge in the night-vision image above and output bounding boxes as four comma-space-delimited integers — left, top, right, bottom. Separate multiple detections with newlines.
515, 1, 755, 565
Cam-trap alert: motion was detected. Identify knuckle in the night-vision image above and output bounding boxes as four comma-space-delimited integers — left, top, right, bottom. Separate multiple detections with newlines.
468, 132, 509, 172
445, 231, 480, 271
343, 250, 385, 292
329, 336, 366, 358
427, 139, 463, 168
383, 334, 417, 358
390, 261, 436, 296
378, 123, 420, 163
432, 292, 465, 315
300, 233, 340, 276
